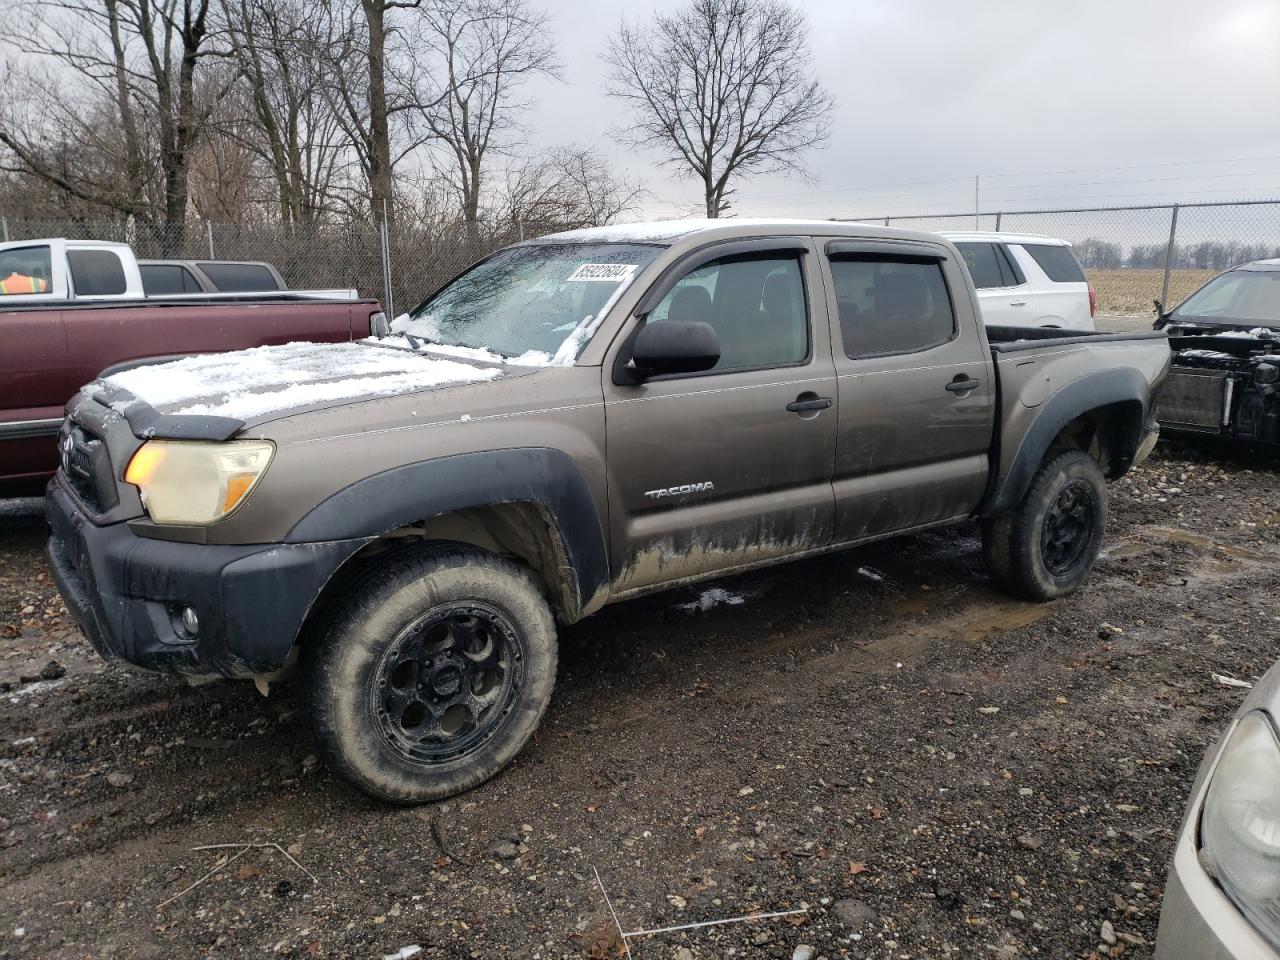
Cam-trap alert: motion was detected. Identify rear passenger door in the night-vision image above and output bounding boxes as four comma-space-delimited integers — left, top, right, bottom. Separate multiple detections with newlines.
821, 240, 995, 542
603, 239, 838, 593
954, 240, 1032, 326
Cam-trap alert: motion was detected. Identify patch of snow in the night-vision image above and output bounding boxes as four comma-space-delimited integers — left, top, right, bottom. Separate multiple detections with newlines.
100, 341, 500, 421
856, 566, 887, 583
1215, 327, 1278, 339
1176, 349, 1236, 360
676, 587, 747, 613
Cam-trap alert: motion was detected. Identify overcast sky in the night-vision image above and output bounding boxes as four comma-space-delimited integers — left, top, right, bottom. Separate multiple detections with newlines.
516, 0, 1280, 221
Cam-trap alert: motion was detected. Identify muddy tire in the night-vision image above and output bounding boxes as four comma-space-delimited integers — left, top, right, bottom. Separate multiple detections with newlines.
982, 450, 1107, 601
304, 543, 557, 804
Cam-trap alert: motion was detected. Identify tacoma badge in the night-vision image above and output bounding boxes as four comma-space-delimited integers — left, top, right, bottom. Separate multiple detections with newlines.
644, 481, 715, 500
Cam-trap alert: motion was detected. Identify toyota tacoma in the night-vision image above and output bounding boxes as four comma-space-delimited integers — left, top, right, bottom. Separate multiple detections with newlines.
45, 219, 1170, 803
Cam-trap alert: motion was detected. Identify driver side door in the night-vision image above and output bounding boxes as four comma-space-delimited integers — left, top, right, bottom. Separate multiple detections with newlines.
602, 238, 838, 595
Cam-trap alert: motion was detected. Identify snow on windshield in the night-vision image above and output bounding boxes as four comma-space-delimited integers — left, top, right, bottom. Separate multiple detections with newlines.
392, 242, 659, 364
101, 341, 500, 421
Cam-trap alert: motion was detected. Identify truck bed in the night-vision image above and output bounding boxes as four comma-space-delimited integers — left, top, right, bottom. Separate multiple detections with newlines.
985, 324, 1169, 353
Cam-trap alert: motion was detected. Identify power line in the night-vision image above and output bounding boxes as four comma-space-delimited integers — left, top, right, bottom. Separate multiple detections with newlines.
742, 169, 1280, 212
720, 151, 1280, 206
838, 184, 1280, 218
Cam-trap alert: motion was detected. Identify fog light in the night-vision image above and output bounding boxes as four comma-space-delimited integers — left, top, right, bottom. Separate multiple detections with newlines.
180, 607, 200, 636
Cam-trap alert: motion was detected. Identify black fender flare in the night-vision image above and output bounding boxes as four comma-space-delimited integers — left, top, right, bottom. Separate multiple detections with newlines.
284, 448, 610, 619
980, 367, 1151, 519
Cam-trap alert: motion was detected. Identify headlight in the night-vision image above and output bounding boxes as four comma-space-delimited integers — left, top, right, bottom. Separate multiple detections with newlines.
1201, 711, 1280, 945
124, 440, 274, 525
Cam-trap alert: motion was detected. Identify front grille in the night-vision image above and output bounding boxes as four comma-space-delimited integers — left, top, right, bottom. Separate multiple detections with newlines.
1157, 369, 1230, 431
61, 423, 118, 513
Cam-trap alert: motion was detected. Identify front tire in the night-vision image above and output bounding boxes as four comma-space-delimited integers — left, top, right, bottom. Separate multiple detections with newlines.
982, 450, 1107, 601
305, 544, 557, 804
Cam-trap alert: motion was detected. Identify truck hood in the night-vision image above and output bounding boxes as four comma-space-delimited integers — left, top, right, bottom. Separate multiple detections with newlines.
94, 340, 513, 426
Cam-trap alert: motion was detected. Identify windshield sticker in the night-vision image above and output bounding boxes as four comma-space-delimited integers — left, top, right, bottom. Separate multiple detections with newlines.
566, 263, 638, 283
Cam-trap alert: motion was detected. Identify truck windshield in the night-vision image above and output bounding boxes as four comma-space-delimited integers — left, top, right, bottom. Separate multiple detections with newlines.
1174, 270, 1280, 325
395, 242, 661, 360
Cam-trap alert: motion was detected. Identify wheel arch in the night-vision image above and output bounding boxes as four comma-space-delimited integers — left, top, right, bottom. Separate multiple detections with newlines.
285, 448, 610, 630
981, 367, 1151, 519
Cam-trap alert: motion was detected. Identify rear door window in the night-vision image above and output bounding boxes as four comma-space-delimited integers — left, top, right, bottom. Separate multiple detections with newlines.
67, 249, 128, 296
141, 264, 203, 295
954, 242, 1005, 289
830, 257, 956, 358
0, 245, 53, 295
195, 262, 280, 292
1020, 243, 1086, 283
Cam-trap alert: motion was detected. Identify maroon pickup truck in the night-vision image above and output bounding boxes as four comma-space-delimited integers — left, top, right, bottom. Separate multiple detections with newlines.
0, 238, 385, 493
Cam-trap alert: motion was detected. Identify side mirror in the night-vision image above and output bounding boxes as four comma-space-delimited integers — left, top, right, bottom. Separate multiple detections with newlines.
1152, 298, 1169, 330
630, 320, 720, 376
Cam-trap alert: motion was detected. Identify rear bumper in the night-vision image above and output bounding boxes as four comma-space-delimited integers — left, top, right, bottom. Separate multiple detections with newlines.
46, 478, 364, 678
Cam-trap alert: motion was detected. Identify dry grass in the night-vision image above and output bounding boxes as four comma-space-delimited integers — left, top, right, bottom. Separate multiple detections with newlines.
1086, 267, 1216, 316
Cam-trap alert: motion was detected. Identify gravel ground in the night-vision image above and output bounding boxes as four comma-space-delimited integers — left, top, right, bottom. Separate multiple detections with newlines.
2, 441, 1278, 960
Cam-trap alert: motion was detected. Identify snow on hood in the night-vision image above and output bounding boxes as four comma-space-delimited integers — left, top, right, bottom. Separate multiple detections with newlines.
98, 341, 502, 421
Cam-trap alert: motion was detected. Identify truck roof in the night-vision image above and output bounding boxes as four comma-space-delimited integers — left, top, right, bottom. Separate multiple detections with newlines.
534, 218, 943, 246
936, 230, 1071, 246
1234, 259, 1280, 272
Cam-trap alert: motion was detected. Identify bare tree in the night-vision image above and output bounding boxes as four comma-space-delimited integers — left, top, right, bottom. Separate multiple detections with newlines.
218, 0, 353, 224
0, 0, 228, 238
603, 0, 834, 218
497, 146, 644, 229
317, 0, 443, 225
415, 0, 558, 240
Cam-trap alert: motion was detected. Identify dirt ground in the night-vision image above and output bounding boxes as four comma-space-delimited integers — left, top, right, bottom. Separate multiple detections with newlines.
2, 441, 1279, 960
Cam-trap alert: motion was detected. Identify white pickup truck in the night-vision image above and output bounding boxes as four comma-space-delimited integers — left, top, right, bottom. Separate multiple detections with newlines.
0, 238, 358, 303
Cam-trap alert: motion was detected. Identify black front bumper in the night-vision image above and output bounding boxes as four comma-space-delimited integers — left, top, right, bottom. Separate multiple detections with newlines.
46, 478, 364, 678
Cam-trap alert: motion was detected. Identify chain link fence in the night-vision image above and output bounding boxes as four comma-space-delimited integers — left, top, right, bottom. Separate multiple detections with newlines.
7, 200, 1279, 321
847, 199, 1280, 318
0, 215, 576, 316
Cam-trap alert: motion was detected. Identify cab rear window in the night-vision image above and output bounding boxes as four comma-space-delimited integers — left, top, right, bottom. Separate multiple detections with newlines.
0, 245, 52, 295
1020, 244, 1086, 283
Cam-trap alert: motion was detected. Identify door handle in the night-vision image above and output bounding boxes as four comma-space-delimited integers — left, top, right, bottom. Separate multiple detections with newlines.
1010, 300, 1027, 307
945, 376, 981, 393
786, 393, 833, 413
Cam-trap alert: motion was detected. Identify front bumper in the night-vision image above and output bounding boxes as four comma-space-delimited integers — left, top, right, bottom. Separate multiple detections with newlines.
46, 477, 364, 678
1157, 362, 1280, 444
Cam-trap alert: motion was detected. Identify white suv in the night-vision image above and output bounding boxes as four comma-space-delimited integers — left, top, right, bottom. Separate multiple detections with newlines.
939, 232, 1096, 331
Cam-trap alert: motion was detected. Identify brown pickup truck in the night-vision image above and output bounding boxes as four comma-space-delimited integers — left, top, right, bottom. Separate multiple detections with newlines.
0, 237, 386, 493
46, 219, 1169, 803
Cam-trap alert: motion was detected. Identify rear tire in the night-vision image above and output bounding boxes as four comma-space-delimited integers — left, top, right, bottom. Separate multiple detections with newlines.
982, 450, 1107, 601
304, 543, 557, 804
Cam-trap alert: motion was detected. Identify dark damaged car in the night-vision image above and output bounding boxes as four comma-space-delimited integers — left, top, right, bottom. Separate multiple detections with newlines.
1155, 259, 1280, 443
46, 219, 1169, 804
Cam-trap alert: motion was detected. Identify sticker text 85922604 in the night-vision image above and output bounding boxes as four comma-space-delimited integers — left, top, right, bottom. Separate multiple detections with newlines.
566, 263, 638, 283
